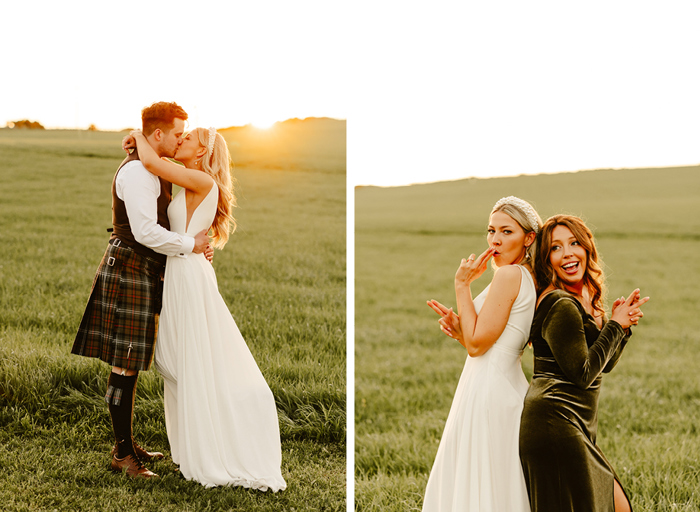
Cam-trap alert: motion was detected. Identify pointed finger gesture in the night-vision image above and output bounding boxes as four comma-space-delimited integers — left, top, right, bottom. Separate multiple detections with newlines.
426, 299, 452, 319
427, 300, 463, 342
611, 288, 650, 329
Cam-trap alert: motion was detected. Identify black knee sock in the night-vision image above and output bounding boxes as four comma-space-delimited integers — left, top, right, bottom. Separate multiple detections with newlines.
106, 372, 138, 459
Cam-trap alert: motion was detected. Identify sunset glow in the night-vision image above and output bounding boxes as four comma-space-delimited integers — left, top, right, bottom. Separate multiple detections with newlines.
5, 1, 700, 187
3, 3, 346, 133
250, 118, 278, 130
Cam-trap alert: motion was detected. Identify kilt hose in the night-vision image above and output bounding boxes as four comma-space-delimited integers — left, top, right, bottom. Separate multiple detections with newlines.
71, 238, 165, 372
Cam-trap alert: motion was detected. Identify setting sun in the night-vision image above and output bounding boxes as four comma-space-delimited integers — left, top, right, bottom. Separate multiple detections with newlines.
250, 117, 279, 130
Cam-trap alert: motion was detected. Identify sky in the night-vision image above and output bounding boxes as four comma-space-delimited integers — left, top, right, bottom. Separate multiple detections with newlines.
350, 1, 700, 186
4, 1, 348, 130
5, 1, 700, 187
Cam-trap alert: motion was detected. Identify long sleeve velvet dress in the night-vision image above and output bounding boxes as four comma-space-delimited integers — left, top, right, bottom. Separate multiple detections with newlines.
519, 290, 632, 511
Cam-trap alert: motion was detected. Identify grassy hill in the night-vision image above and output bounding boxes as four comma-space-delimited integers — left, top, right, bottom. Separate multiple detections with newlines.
355, 166, 700, 511
222, 117, 346, 173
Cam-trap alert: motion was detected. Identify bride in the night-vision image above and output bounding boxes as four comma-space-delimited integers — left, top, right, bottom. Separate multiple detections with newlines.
124, 127, 286, 491
422, 196, 540, 511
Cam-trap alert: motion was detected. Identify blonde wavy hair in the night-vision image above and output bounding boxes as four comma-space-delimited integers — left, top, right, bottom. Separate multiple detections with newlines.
534, 214, 607, 316
193, 127, 236, 248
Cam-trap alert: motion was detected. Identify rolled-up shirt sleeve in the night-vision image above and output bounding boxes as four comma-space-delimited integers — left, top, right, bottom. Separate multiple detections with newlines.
116, 162, 195, 257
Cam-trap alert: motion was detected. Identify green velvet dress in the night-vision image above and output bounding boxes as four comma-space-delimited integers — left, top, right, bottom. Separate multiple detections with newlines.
519, 290, 632, 511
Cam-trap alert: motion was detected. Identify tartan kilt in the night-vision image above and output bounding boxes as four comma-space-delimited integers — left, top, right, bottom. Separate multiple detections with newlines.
71, 239, 165, 371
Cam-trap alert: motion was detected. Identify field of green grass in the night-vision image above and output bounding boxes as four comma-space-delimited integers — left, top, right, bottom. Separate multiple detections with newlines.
0, 125, 346, 511
355, 167, 700, 511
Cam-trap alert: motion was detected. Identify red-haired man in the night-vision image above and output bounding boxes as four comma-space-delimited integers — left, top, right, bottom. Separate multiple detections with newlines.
72, 102, 211, 478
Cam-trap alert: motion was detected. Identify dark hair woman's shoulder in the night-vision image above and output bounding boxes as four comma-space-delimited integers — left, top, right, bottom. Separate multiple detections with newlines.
535, 289, 582, 317
530, 290, 586, 344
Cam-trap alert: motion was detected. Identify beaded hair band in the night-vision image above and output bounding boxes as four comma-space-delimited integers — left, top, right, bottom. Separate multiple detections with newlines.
207, 127, 217, 157
492, 196, 540, 233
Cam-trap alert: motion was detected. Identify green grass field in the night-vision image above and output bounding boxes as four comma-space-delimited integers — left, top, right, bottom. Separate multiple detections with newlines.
0, 126, 346, 511
355, 167, 700, 511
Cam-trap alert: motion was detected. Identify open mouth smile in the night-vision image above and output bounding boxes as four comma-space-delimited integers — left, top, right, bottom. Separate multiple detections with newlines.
561, 261, 579, 274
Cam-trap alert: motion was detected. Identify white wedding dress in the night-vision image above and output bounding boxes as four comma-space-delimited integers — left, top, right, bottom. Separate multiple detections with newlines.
422, 265, 535, 511
155, 183, 286, 491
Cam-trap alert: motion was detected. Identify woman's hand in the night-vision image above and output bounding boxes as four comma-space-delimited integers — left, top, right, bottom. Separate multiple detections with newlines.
121, 129, 145, 152
427, 299, 464, 343
122, 134, 136, 153
455, 247, 495, 287
439, 311, 463, 341
611, 288, 650, 329
204, 244, 214, 264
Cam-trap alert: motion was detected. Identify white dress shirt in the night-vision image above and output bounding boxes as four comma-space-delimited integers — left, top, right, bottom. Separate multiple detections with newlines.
115, 161, 194, 257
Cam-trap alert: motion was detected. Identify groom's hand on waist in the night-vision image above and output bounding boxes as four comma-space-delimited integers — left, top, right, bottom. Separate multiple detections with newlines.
193, 229, 211, 254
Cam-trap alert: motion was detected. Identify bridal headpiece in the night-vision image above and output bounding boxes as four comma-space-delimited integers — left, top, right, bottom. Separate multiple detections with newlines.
492, 196, 540, 234
207, 127, 217, 157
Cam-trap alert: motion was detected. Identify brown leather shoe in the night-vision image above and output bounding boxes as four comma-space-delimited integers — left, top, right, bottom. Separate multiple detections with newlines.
111, 439, 164, 462
134, 441, 164, 461
110, 454, 158, 479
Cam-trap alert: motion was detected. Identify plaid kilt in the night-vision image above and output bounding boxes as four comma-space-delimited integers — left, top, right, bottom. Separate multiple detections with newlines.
71, 239, 164, 371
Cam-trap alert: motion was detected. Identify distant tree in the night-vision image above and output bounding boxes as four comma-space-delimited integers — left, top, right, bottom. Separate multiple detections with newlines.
88, 124, 98, 131
10, 120, 45, 130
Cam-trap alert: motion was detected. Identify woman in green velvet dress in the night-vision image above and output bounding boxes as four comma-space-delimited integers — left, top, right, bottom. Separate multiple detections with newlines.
519, 215, 649, 512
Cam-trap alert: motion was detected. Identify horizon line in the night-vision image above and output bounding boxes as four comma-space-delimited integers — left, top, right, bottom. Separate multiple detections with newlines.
2, 116, 347, 133
354, 163, 700, 189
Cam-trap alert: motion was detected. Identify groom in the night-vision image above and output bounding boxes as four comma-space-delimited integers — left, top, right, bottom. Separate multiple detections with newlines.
72, 101, 210, 478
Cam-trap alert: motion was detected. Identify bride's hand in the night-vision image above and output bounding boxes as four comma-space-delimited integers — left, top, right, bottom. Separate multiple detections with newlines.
427, 299, 451, 318
122, 134, 136, 153
204, 244, 214, 263
427, 300, 463, 342
455, 247, 495, 287
439, 310, 463, 341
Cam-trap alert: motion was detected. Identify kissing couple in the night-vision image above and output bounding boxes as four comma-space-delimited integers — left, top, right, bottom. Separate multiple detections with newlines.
72, 101, 286, 490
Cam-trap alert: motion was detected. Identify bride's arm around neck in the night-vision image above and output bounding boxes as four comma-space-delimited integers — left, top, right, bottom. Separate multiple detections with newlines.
133, 132, 214, 194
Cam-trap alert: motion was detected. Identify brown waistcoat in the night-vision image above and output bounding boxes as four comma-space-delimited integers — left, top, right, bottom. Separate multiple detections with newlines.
111, 148, 172, 266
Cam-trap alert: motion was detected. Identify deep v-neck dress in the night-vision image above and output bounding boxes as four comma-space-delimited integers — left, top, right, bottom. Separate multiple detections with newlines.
154, 183, 286, 490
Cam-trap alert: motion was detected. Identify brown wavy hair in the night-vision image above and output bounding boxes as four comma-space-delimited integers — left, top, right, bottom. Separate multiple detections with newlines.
141, 102, 188, 136
534, 215, 607, 316
193, 128, 236, 249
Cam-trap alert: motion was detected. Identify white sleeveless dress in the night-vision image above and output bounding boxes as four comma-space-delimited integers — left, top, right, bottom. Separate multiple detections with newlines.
155, 183, 286, 491
422, 265, 535, 511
